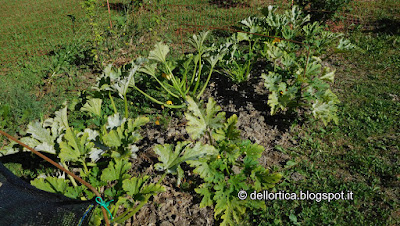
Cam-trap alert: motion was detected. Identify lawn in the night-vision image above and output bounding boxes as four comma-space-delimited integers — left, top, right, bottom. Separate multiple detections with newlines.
0, 0, 89, 64
0, 0, 399, 225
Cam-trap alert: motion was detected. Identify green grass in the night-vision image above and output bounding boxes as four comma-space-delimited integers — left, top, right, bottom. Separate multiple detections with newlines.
0, 0, 112, 142
0, 0, 399, 225
124, 0, 274, 57
0, 0, 90, 65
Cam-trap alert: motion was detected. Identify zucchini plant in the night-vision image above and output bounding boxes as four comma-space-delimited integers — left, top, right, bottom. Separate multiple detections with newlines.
95, 31, 225, 110
2, 102, 165, 225
154, 96, 282, 225
137, 31, 226, 108
215, 33, 255, 83
235, 6, 355, 125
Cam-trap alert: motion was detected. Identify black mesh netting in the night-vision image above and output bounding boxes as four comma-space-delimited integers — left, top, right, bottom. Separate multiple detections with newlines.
0, 161, 97, 226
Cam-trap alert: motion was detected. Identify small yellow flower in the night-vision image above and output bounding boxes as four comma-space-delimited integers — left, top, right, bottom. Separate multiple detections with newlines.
166, 100, 173, 105
280, 91, 284, 95
272, 38, 281, 44
162, 73, 172, 80
123, 32, 125, 35
217, 155, 221, 159
155, 120, 160, 125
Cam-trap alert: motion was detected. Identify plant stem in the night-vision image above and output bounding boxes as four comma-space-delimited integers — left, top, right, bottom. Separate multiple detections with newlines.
62, 162, 78, 187
166, 63, 185, 99
132, 85, 185, 109
150, 73, 179, 99
82, 161, 89, 175
124, 94, 128, 118
197, 66, 214, 99
114, 173, 167, 223
190, 54, 199, 86
193, 53, 203, 95
115, 197, 148, 223
108, 91, 118, 114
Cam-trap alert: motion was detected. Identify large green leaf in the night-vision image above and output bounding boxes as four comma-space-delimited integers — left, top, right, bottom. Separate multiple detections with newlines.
154, 141, 216, 179
106, 113, 126, 130
180, 142, 217, 162
53, 107, 69, 129
320, 67, 336, 83
127, 116, 149, 132
187, 158, 214, 180
153, 141, 190, 173
267, 92, 280, 115
214, 188, 246, 226
27, 121, 53, 145
122, 176, 165, 202
185, 97, 207, 139
205, 97, 225, 131
262, 72, 281, 92
188, 31, 210, 53
214, 114, 238, 141
59, 128, 94, 162
305, 57, 322, 77
123, 175, 149, 196
102, 130, 122, 148
31, 177, 70, 195
101, 158, 131, 182
26, 121, 57, 154
138, 63, 157, 77
81, 98, 102, 117
251, 167, 282, 190
185, 96, 225, 140
103, 64, 122, 81
149, 42, 169, 63
312, 99, 339, 126
195, 183, 214, 208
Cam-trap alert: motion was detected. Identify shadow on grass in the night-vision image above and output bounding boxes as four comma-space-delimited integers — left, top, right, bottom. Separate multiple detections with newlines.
372, 17, 400, 35
0, 152, 58, 182
208, 0, 250, 9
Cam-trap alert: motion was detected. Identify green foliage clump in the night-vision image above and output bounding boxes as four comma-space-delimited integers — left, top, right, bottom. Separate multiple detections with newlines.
154, 96, 281, 225
231, 6, 356, 125
96, 31, 224, 109
214, 31, 257, 83
1, 101, 163, 225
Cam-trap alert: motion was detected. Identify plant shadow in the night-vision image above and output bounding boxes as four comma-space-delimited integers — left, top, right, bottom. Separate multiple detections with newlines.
0, 152, 57, 181
203, 61, 302, 132
371, 17, 400, 35
208, 0, 250, 9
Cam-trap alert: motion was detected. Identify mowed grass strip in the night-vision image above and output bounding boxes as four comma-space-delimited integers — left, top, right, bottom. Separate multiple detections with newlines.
0, 0, 88, 65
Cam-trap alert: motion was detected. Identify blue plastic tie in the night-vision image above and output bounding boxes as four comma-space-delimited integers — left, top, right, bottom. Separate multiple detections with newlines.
96, 197, 114, 220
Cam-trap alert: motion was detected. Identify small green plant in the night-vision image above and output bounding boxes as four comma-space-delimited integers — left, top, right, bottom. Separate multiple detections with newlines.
0, 104, 11, 130
215, 24, 258, 83
48, 43, 90, 77
154, 96, 282, 225
81, 0, 105, 64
